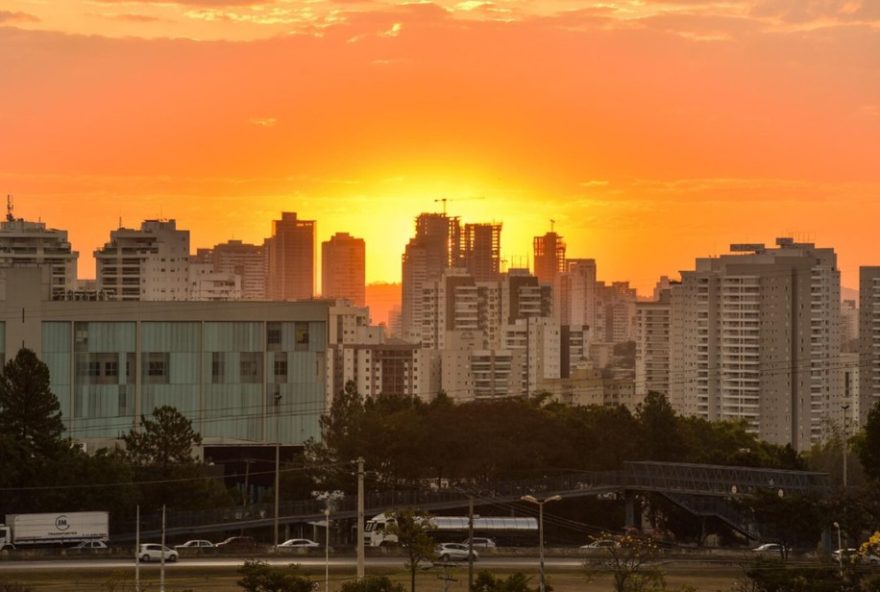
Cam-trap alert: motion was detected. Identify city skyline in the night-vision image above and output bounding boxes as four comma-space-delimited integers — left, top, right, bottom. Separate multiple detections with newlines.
2, 1, 878, 294
1, 198, 877, 298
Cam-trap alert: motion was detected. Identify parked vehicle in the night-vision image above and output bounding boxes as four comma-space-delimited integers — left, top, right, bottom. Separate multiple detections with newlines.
277, 538, 320, 549
71, 540, 109, 552
461, 537, 496, 549
752, 543, 788, 557
138, 543, 178, 563
216, 536, 257, 550
580, 539, 619, 550
436, 543, 478, 562
175, 540, 214, 550
0, 512, 109, 550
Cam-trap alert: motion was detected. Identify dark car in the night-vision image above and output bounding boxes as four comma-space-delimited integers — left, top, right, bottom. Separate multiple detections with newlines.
216, 536, 257, 550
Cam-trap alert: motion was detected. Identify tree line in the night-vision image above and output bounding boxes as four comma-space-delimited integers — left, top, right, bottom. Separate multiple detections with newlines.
3, 346, 880, 547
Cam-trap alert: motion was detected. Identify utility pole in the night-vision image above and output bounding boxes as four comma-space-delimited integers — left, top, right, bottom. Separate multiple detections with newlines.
160, 504, 166, 592
135, 504, 140, 592
356, 457, 365, 581
842, 404, 850, 489
274, 390, 282, 549
467, 496, 475, 592
325, 506, 331, 592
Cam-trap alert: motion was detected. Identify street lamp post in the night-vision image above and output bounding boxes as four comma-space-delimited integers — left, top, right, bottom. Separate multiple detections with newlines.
521, 494, 561, 592
834, 521, 843, 577
274, 390, 282, 550
842, 404, 850, 489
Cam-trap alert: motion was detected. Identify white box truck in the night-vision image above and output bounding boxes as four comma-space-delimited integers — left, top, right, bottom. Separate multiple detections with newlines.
0, 512, 109, 550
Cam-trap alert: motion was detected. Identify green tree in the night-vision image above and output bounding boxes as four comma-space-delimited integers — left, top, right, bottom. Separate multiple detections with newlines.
237, 560, 313, 592
339, 576, 406, 592
123, 405, 202, 468
388, 509, 436, 592
746, 491, 824, 557
856, 401, 880, 482
585, 534, 664, 592
474, 572, 543, 592
636, 392, 686, 462
0, 348, 65, 456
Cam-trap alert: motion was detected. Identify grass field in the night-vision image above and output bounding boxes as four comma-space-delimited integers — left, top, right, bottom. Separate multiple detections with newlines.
0, 561, 745, 592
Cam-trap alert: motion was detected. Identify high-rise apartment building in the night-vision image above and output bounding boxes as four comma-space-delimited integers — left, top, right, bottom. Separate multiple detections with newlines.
859, 266, 880, 424
668, 238, 840, 450
462, 223, 501, 281
95, 219, 190, 301
322, 232, 365, 306
556, 259, 598, 330
533, 230, 566, 286
205, 240, 266, 300
0, 209, 78, 300
266, 212, 315, 301
635, 287, 672, 397
595, 281, 638, 344
401, 213, 461, 342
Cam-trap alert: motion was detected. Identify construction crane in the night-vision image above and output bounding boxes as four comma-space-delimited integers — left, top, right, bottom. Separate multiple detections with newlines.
434, 196, 484, 216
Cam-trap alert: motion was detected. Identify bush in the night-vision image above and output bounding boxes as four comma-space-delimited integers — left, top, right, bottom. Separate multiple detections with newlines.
237, 560, 314, 592
339, 576, 406, 592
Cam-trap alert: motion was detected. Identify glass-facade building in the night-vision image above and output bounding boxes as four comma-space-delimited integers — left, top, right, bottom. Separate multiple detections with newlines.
3, 267, 332, 448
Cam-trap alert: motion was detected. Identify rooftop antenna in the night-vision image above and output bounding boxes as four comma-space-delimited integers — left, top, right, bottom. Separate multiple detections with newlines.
6, 195, 14, 222
550, 219, 556, 233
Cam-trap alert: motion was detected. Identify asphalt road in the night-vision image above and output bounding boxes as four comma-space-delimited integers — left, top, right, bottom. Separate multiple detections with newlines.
0, 556, 584, 572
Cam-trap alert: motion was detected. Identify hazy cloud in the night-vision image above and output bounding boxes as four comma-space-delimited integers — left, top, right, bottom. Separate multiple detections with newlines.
751, 0, 880, 23
0, 10, 40, 23
94, 0, 267, 6
249, 117, 278, 127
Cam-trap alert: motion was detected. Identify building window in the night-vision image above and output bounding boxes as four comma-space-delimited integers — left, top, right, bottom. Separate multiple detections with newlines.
240, 352, 263, 384
295, 322, 309, 352
274, 356, 288, 383
212, 352, 225, 384
143, 352, 170, 384
267, 322, 282, 351
105, 360, 119, 378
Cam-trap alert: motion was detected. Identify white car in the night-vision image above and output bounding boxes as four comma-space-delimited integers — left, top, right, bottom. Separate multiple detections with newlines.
277, 538, 320, 549
461, 537, 496, 549
72, 540, 108, 551
752, 543, 788, 556
581, 539, 619, 550
175, 540, 214, 550
436, 542, 478, 562
138, 543, 179, 563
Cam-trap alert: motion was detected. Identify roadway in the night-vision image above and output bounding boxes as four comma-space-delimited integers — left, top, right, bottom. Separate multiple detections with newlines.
0, 556, 585, 572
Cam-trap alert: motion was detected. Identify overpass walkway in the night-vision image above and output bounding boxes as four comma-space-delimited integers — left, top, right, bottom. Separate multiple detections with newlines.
120, 461, 830, 541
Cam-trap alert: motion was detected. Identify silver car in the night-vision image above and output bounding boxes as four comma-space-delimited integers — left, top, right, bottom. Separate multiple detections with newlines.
436, 542, 478, 562
138, 543, 179, 563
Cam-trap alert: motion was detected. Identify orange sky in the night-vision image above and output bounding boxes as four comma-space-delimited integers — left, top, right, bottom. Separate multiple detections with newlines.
1, 0, 878, 295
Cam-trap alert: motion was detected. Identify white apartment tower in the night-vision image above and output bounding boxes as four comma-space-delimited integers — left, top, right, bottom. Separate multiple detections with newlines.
95, 219, 190, 301
207, 240, 267, 300
0, 208, 78, 300
669, 238, 840, 450
635, 287, 672, 397
555, 259, 598, 330
859, 267, 880, 425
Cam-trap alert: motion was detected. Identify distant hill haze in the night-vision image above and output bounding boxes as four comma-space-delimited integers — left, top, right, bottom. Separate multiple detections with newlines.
366, 282, 401, 327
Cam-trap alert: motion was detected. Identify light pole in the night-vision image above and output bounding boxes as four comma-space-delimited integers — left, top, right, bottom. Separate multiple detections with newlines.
842, 404, 850, 489
834, 521, 843, 577
313, 490, 344, 592
521, 494, 561, 592
274, 390, 282, 550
